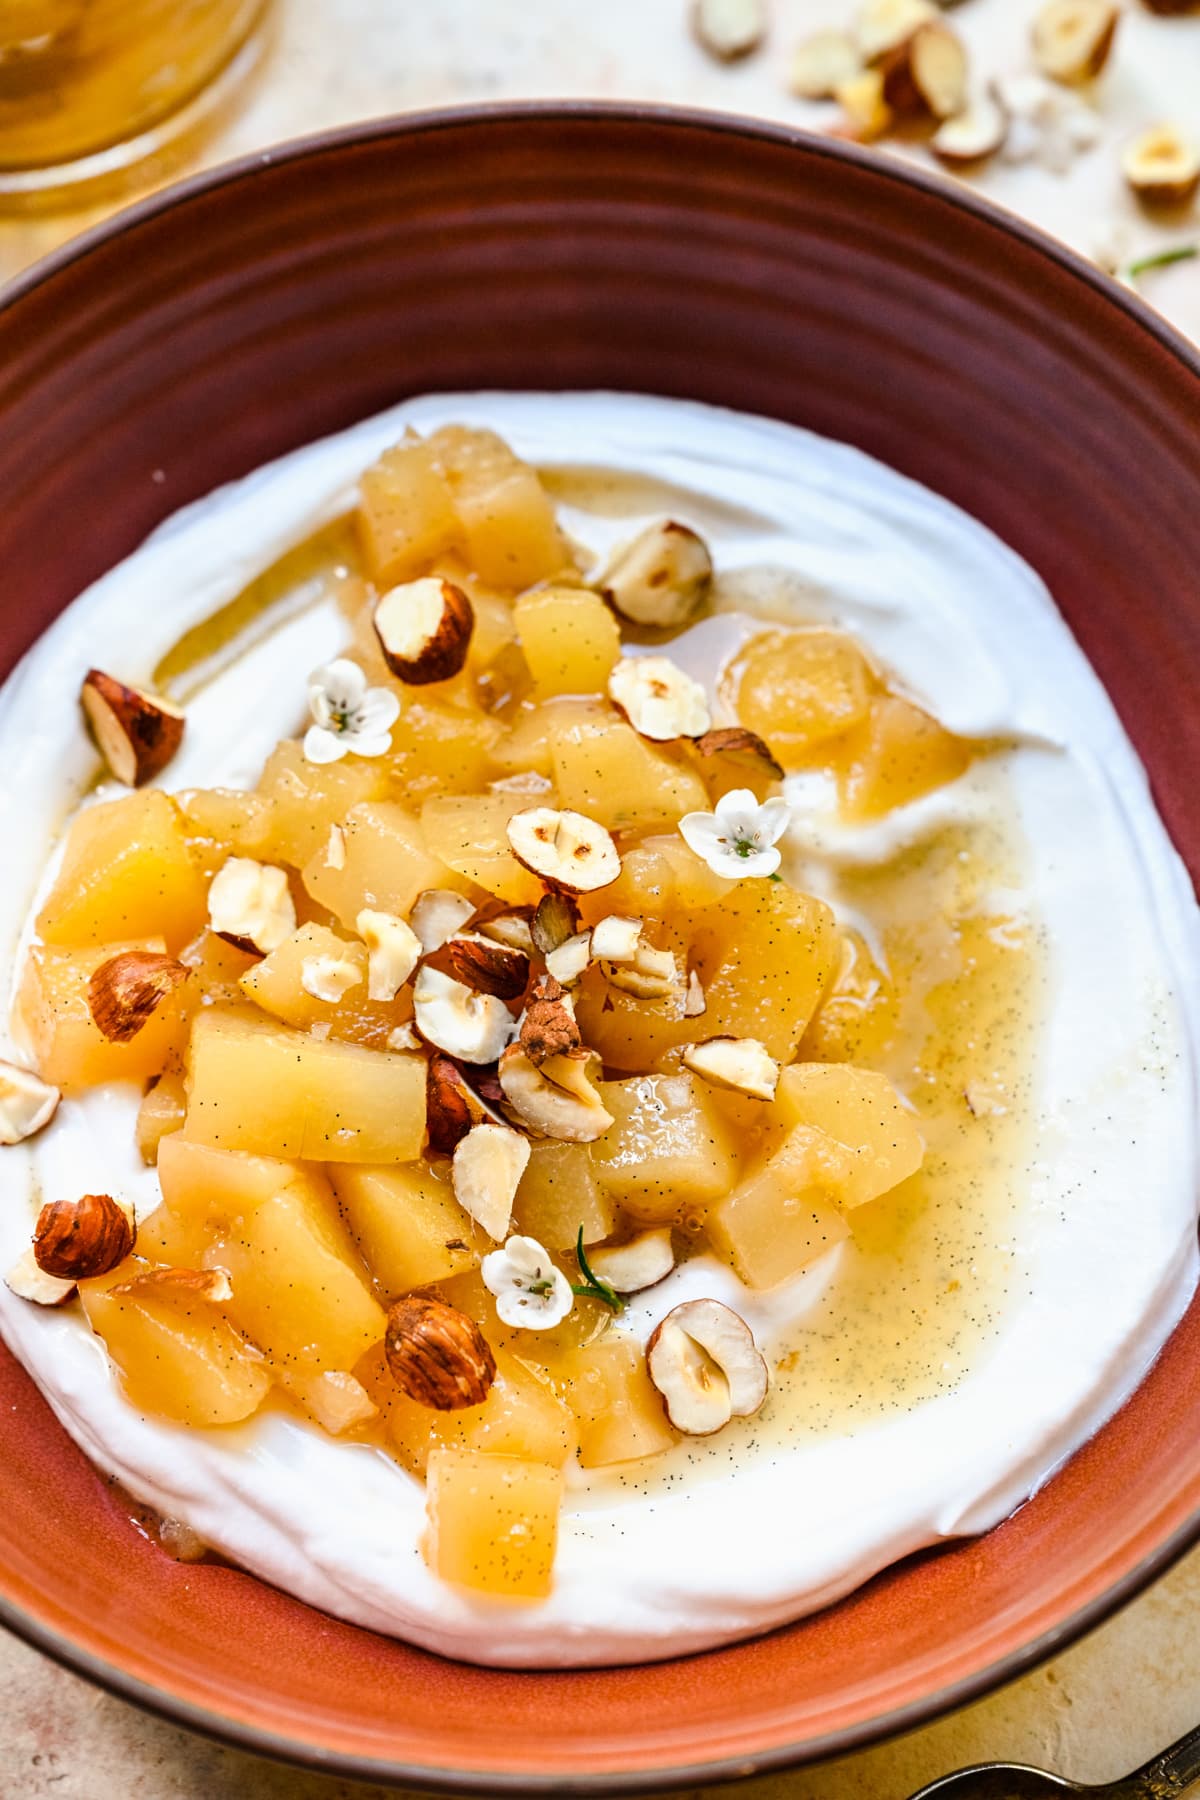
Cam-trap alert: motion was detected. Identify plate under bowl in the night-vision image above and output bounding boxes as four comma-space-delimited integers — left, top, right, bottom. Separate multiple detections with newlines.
1, 105, 1199, 1794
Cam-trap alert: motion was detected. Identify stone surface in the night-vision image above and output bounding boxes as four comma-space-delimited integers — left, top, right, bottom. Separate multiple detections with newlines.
0, 0, 1198, 1794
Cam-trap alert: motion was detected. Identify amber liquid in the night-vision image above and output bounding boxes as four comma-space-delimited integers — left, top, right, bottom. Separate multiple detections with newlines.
0, 0, 266, 172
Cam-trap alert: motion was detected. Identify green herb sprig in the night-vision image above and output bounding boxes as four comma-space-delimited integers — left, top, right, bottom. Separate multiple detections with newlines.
1126, 244, 1198, 280
571, 1226, 625, 1314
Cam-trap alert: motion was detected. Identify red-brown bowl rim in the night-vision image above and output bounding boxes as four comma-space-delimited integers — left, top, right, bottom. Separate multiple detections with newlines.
1, 100, 1199, 1795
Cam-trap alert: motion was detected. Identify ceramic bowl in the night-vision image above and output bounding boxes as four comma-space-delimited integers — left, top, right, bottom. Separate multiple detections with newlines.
1, 106, 1199, 1793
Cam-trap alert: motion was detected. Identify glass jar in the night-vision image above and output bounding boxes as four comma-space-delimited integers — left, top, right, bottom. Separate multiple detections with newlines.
0, 0, 271, 201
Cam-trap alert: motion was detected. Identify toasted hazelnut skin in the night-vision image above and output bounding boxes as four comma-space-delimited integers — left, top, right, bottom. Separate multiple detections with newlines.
33, 1193, 135, 1281
520, 975, 582, 1065
80, 668, 185, 787
531, 890, 580, 956
425, 1053, 479, 1156
507, 806, 622, 896
384, 1293, 497, 1410
1121, 125, 1200, 208
424, 933, 530, 1001
87, 949, 189, 1044
373, 578, 474, 684
598, 520, 713, 629
694, 726, 784, 780
646, 1297, 769, 1435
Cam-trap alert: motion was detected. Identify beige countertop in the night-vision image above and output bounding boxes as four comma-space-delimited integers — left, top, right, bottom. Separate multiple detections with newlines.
1, 2, 1198, 1795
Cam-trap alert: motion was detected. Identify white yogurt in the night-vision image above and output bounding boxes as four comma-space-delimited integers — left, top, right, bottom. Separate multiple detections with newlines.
0, 393, 1196, 1668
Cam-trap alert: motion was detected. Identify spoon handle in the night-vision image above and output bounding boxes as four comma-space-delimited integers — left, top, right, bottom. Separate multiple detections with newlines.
1122, 1722, 1200, 1796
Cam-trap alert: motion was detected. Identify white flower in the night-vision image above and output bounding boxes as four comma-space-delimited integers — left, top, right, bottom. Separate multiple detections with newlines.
678, 788, 790, 879
303, 658, 400, 764
481, 1234, 574, 1331
994, 74, 1099, 175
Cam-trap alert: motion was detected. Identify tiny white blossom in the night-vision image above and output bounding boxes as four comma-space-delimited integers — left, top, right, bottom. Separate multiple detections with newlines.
303, 658, 399, 765
481, 1234, 574, 1330
678, 788, 790, 879
994, 74, 1098, 175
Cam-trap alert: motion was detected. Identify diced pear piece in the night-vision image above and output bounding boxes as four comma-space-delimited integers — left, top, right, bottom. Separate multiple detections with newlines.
513, 586, 622, 699
301, 801, 450, 930
773, 1062, 924, 1207
690, 882, 842, 1062
330, 1162, 482, 1295
512, 1141, 616, 1248
37, 790, 208, 951
549, 706, 709, 833
557, 1334, 679, 1467
359, 436, 461, 586
253, 739, 387, 868
839, 694, 970, 819
591, 1070, 738, 1223
731, 629, 872, 766
424, 1448, 564, 1598
184, 1008, 426, 1162
208, 1183, 385, 1373
81, 1269, 270, 1427
706, 1126, 853, 1289
19, 937, 189, 1091
420, 793, 543, 906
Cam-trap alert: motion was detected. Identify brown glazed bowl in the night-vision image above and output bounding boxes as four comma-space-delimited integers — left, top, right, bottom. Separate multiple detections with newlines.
1, 105, 1200, 1793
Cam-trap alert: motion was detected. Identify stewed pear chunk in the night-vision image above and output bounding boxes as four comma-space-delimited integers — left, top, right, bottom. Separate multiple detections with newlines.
80, 1266, 271, 1428
647, 1299, 768, 1435
425, 1449, 563, 1598
774, 1062, 925, 1208
373, 576, 474, 684
331, 1161, 481, 1292
80, 668, 185, 787
590, 1071, 737, 1221
37, 789, 207, 952
557, 1334, 678, 1466
513, 585, 621, 699
597, 519, 713, 628
185, 1008, 426, 1162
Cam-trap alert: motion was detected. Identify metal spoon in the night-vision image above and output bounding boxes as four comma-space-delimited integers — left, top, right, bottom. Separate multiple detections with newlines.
908, 1722, 1200, 1800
